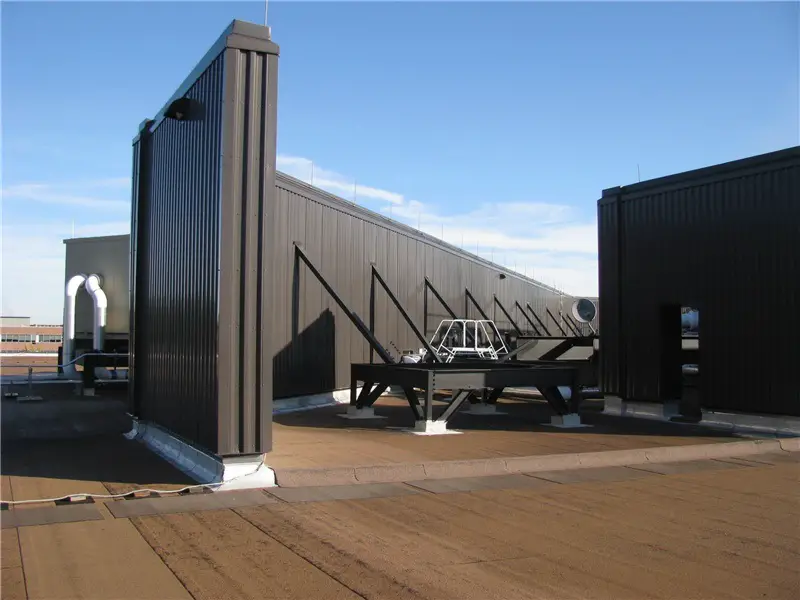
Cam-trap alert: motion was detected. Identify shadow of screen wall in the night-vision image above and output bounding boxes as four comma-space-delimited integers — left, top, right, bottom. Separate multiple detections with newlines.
598, 146, 800, 416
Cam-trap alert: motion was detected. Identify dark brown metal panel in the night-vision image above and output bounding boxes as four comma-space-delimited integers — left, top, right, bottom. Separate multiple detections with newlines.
598, 146, 800, 416
133, 53, 225, 452
219, 41, 279, 455
131, 21, 279, 456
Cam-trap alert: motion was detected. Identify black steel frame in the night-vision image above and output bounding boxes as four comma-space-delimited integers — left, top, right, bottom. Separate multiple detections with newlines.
295, 245, 395, 364
525, 302, 551, 336
545, 307, 569, 336
370, 266, 443, 363
494, 296, 524, 335
563, 314, 582, 337
514, 301, 542, 336
350, 360, 582, 423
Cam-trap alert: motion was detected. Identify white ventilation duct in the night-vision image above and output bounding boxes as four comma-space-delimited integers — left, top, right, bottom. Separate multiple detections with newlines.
62, 274, 88, 376
84, 274, 110, 379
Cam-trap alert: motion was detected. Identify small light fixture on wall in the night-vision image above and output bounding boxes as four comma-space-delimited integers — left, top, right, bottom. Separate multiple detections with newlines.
498, 273, 507, 280
165, 97, 201, 121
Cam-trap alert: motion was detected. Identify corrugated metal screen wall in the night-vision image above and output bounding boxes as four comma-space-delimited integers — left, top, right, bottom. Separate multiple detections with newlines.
131, 54, 225, 450
598, 147, 800, 416
131, 22, 280, 455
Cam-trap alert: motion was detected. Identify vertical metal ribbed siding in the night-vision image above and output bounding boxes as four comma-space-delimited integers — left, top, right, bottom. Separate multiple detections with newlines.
270, 175, 574, 398
217, 45, 278, 455
133, 55, 225, 452
598, 147, 800, 416
131, 22, 279, 456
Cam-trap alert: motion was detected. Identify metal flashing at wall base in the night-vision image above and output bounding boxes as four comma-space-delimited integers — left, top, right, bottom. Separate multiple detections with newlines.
124, 420, 277, 490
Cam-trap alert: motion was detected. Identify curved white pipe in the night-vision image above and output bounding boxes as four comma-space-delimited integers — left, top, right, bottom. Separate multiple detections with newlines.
85, 274, 110, 379
63, 274, 88, 376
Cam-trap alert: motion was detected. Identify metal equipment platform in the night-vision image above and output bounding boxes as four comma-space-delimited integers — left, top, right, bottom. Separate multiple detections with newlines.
348, 360, 583, 430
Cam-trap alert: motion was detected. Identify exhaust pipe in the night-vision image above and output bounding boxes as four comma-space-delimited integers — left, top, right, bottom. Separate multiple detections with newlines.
84, 274, 110, 379
62, 274, 88, 377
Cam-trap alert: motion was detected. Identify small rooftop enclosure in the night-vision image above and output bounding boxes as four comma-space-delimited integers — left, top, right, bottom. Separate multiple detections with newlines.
598, 146, 800, 416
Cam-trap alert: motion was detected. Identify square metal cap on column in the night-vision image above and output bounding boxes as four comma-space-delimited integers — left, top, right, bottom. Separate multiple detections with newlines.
133, 20, 279, 143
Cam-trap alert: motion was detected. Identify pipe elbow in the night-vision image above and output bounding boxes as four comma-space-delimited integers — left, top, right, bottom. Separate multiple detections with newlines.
85, 274, 108, 309
66, 274, 87, 296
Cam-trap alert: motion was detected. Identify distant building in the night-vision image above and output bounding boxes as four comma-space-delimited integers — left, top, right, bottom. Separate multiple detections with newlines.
0, 316, 62, 353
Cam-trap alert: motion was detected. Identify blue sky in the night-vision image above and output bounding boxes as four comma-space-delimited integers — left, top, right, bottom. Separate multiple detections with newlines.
2, 1, 798, 322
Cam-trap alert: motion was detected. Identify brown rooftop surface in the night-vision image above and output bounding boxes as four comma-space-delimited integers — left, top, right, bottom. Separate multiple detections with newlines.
2, 457, 798, 599
267, 396, 740, 470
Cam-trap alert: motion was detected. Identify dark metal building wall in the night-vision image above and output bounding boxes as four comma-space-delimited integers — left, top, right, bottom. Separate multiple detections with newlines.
271, 174, 571, 398
598, 147, 800, 416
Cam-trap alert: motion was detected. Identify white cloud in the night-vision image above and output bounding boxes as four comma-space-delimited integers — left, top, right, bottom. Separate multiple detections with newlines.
1, 179, 130, 211
277, 155, 404, 204
1, 221, 129, 323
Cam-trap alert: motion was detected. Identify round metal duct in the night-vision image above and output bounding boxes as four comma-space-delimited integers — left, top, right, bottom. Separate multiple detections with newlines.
571, 298, 597, 323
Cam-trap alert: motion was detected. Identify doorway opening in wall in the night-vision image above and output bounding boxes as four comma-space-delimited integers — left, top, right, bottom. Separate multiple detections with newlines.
658, 304, 701, 421
680, 306, 701, 420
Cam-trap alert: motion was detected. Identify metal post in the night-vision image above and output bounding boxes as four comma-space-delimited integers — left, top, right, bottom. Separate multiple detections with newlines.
425, 372, 434, 422
27, 367, 33, 396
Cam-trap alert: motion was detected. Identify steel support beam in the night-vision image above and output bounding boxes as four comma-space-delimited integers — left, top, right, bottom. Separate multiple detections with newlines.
354, 382, 389, 409
295, 245, 395, 363
424, 277, 457, 338
465, 288, 491, 321
437, 390, 471, 422
493, 296, 523, 336
402, 386, 425, 421
515, 301, 542, 336
485, 387, 505, 405
539, 338, 579, 361
546, 307, 568, 336
563, 314, 582, 337
372, 267, 442, 362
499, 338, 539, 362
525, 303, 551, 336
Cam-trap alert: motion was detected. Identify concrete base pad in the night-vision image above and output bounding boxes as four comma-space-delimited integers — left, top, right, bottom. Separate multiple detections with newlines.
401, 420, 462, 436
543, 413, 592, 429
463, 403, 507, 416
337, 406, 388, 420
